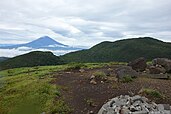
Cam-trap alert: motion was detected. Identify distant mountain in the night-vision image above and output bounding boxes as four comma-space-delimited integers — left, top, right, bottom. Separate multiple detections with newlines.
0, 57, 9, 62
0, 36, 81, 51
0, 44, 15, 47
61, 37, 171, 62
0, 51, 64, 70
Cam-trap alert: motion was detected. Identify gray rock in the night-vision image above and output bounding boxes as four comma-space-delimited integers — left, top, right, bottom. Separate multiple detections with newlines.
98, 95, 171, 114
152, 58, 171, 73
149, 66, 166, 74
131, 95, 143, 102
128, 57, 147, 72
131, 111, 148, 114
115, 66, 139, 80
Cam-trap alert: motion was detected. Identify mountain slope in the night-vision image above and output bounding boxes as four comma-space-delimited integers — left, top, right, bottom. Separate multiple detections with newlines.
61, 37, 171, 62
25, 36, 67, 48
0, 57, 9, 62
0, 51, 64, 70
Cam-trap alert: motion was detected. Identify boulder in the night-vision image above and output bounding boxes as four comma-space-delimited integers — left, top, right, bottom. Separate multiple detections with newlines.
152, 58, 171, 73
98, 95, 171, 114
128, 57, 147, 72
115, 66, 139, 80
149, 66, 166, 74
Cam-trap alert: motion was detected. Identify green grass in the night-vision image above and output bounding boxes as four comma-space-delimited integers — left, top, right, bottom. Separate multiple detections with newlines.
0, 63, 113, 114
0, 65, 71, 114
67, 63, 87, 70
66, 62, 109, 70
93, 71, 107, 80
139, 88, 162, 98
121, 76, 133, 83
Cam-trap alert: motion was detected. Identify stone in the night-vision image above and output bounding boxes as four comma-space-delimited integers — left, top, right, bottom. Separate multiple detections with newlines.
101, 81, 104, 84
149, 66, 166, 74
131, 111, 148, 114
79, 69, 85, 73
90, 75, 95, 80
89, 110, 94, 114
131, 95, 143, 102
152, 58, 171, 73
90, 79, 97, 85
115, 66, 139, 81
128, 57, 147, 72
98, 95, 171, 114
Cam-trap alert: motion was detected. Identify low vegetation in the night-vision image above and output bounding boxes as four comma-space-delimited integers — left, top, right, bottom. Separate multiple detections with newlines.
139, 88, 162, 98
0, 51, 64, 70
0, 63, 113, 114
67, 62, 87, 70
121, 76, 133, 83
93, 71, 107, 80
0, 65, 71, 114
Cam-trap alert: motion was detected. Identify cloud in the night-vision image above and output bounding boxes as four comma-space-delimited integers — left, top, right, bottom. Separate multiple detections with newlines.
0, 48, 77, 57
0, 0, 170, 48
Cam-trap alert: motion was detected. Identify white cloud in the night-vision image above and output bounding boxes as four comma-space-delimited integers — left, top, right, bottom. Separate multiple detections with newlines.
0, 0, 170, 48
0, 48, 77, 57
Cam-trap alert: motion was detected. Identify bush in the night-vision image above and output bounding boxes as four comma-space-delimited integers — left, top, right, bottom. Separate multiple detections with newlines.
93, 71, 107, 80
67, 63, 87, 70
121, 76, 133, 83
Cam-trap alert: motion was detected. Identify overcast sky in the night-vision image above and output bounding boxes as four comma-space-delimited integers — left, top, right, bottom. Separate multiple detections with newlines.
0, 0, 171, 47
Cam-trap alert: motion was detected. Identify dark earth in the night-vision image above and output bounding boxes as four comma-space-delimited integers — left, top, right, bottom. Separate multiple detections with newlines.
52, 66, 171, 114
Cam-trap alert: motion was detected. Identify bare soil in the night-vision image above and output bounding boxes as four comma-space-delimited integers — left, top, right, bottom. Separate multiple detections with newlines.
52, 66, 171, 114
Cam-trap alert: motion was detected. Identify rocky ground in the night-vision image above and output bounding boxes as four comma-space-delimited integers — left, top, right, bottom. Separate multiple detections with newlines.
51, 65, 171, 114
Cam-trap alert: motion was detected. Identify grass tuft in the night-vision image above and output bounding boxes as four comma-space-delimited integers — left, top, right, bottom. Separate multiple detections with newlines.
121, 76, 133, 83
139, 88, 162, 98
93, 71, 107, 80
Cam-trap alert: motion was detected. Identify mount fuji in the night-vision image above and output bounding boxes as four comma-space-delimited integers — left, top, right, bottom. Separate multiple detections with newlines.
0, 36, 82, 57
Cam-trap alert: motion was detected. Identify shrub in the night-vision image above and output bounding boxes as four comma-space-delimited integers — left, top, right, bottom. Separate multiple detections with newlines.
67, 63, 87, 70
93, 71, 107, 80
121, 76, 133, 83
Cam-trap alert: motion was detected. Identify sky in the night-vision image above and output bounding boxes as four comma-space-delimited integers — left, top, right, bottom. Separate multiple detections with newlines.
0, 0, 171, 57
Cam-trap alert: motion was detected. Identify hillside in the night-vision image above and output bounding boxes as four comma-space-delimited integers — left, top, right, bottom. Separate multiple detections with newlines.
61, 37, 171, 62
0, 57, 9, 62
0, 51, 64, 70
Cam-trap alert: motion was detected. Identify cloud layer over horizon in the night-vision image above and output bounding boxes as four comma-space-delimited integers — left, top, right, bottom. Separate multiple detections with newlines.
0, 0, 171, 47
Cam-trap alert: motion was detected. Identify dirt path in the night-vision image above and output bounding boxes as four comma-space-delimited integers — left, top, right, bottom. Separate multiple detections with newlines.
53, 67, 171, 114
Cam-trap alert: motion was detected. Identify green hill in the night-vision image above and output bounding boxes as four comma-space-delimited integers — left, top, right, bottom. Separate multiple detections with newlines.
0, 57, 9, 62
61, 37, 171, 62
0, 51, 64, 70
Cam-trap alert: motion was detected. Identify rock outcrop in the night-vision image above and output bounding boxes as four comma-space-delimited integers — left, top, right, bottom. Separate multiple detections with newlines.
149, 65, 166, 74
115, 66, 138, 80
152, 58, 171, 73
98, 95, 171, 114
128, 57, 147, 72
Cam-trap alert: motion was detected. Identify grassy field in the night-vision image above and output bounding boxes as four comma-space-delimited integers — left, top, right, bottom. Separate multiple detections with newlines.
0, 65, 71, 114
0, 63, 116, 114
